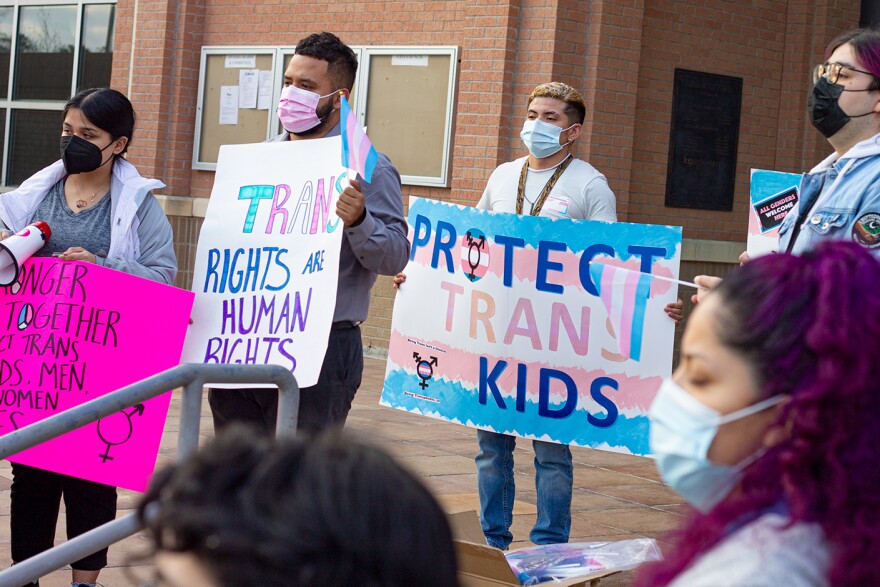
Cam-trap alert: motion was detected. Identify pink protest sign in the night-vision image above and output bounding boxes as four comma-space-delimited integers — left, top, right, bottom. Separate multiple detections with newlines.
0, 258, 194, 491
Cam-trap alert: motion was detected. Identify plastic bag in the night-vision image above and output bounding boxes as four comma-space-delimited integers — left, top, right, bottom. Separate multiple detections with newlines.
504, 538, 662, 585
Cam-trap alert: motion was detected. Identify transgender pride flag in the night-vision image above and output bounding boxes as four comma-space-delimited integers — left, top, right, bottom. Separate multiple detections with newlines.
588, 261, 654, 362
339, 94, 379, 183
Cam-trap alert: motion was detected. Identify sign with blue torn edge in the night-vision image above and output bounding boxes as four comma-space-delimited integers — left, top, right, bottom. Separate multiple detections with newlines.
748, 169, 802, 257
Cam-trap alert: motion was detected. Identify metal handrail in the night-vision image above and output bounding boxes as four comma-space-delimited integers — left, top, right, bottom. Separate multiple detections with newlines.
0, 363, 299, 587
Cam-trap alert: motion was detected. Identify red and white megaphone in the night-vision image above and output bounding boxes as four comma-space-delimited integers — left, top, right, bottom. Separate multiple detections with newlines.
0, 221, 51, 286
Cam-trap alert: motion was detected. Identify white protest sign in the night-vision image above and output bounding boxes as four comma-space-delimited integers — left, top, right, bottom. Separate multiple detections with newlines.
182, 138, 346, 387
382, 198, 682, 455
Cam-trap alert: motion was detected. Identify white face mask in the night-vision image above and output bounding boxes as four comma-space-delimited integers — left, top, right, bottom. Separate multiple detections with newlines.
648, 378, 785, 512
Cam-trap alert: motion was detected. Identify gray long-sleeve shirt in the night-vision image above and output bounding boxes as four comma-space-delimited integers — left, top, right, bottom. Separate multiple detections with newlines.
267, 125, 410, 322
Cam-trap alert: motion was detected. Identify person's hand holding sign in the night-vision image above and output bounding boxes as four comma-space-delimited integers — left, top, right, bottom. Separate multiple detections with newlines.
664, 299, 684, 324
337, 178, 366, 227
56, 247, 97, 263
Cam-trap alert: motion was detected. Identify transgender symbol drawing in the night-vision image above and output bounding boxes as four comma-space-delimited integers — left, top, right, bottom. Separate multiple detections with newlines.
413, 352, 438, 390
16, 303, 34, 331
96, 404, 145, 463
459, 228, 489, 282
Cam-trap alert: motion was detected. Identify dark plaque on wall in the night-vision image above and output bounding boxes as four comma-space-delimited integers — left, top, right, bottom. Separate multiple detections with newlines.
665, 69, 742, 210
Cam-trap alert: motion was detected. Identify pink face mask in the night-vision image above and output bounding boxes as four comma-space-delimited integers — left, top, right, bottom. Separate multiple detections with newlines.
277, 85, 336, 133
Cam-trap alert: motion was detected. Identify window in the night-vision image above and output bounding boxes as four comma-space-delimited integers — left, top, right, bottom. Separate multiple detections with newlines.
0, 1, 115, 187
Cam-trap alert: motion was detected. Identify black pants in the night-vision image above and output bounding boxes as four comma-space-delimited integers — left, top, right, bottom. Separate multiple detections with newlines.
209, 325, 364, 435
10, 463, 117, 571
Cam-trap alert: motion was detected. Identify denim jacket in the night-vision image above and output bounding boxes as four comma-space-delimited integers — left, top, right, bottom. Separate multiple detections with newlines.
778, 133, 880, 259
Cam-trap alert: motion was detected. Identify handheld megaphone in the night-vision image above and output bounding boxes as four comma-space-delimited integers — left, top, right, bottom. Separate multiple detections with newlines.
0, 221, 52, 286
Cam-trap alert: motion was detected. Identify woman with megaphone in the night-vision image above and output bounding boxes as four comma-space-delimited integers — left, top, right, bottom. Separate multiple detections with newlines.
0, 87, 176, 587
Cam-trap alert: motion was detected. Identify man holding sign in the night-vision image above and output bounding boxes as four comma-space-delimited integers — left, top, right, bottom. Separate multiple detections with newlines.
208, 32, 409, 433
475, 83, 613, 550
397, 82, 681, 550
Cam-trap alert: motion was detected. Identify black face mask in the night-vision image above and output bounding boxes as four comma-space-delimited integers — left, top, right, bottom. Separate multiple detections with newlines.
808, 77, 875, 139
59, 135, 114, 174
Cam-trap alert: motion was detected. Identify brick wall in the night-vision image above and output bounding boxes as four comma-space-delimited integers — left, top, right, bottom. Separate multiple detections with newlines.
168, 215, 202, 290
576, 0, 645, 218
112, 0, 206, 199
112, 0, 861, 353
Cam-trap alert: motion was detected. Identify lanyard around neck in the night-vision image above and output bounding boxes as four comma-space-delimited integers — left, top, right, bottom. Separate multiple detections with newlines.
516, 156, 573, 216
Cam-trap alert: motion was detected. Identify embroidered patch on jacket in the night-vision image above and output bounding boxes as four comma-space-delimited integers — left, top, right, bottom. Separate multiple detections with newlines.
853, 213, 880, 248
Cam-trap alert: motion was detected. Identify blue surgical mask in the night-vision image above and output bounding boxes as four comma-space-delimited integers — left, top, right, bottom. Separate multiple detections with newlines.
649, 378, 784, 512
520, 119, 574, 159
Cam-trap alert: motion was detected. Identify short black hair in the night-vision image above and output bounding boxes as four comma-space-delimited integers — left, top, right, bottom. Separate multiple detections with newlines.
295, 31, 358, 91
63, 88, 135, 154
139, 426, 460, 587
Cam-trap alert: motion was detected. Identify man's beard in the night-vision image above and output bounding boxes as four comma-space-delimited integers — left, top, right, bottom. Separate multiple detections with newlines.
292, 99, 335, 137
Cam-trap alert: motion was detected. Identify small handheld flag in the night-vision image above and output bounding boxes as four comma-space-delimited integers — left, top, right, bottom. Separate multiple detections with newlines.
339, 93, 379, 183
589, 262, 654, 361
588, 262, 696, 361
589, 261, 698, 289
588, 261, 697, 361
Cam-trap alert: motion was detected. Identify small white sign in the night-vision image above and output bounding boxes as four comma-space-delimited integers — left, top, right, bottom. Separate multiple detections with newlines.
219, 86, 239, 125
238, 69, 259, 109
391, 55, 429, 67
225, 54, 257, 68
257, 70, 273, 110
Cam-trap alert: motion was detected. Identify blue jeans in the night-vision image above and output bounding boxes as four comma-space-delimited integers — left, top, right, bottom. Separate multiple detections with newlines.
475, 429, 573, 549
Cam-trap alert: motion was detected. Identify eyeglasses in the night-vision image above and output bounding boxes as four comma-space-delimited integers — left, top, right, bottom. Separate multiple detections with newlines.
813, 62, 877, 84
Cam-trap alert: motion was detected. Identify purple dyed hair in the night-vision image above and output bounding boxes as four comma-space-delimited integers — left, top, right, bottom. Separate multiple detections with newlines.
635, 241, 880, 586
824, 28, 880, 90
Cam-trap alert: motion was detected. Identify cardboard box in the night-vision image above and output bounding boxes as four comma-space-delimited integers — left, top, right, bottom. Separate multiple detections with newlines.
447, 510, 619, 587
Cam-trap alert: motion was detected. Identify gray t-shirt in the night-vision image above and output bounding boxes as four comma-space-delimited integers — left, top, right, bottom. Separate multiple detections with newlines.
32, 179, 112, 258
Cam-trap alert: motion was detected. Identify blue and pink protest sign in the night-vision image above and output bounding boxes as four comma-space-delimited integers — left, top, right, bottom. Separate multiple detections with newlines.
0, 258, 193, 491
747, 169, 801, 257
181, 138, 345, 387
381, 198, 682, 455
